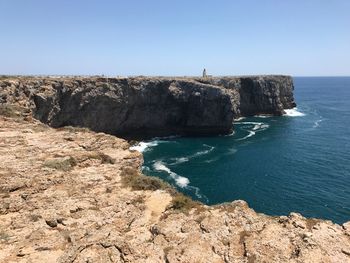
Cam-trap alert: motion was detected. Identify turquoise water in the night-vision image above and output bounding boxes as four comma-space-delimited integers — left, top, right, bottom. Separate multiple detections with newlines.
137, 77, 350, 224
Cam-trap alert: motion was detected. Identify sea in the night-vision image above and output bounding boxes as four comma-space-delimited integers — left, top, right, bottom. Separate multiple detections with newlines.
131, 77, 350, 224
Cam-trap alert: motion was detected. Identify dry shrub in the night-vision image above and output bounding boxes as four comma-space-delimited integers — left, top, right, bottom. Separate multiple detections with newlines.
120, 166, 170, 191
170, 193, 200, 213
43, 156, 77, 171
0, 104, 29, 118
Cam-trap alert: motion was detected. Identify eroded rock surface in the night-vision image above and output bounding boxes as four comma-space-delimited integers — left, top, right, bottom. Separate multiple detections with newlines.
0, 76, 295, 139
0, 114, 349, 263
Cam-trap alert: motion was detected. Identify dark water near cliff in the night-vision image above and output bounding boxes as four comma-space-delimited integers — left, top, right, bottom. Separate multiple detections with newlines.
136, 77, 350, 224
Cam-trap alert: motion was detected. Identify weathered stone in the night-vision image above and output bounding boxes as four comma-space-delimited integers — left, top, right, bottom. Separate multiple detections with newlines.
1, 78, 349, 263
45, 219, 58, 228
0, 76, 295, 139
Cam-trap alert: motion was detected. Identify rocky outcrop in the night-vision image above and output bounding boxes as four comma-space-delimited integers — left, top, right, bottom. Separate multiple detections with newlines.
196, 75, 296, 116
0, 76, 295, 139
0, 114, 349, 263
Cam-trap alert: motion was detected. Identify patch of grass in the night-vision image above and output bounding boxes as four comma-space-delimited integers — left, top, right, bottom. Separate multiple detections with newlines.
29, 214, 42, 222
85, 152, 115, 164
120, 166, 202, 214
306, 218, 321, 230
43, 156, 77, 171
131, 195, 145, 205
0, 104, 28, 118
0, 231, 10, 242
169, 193, 200, 213
32, 123, 49, 132
120, 166, 171, 191
58, 126, 91, 133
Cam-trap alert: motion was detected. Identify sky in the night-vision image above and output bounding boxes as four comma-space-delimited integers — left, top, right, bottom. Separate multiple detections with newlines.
0, 0, 349, 76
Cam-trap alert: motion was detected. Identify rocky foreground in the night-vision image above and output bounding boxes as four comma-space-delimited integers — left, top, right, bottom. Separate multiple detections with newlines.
0, 106, 350, 263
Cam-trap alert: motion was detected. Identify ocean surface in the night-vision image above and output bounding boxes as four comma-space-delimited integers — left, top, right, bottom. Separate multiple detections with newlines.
132, 77, 350, 224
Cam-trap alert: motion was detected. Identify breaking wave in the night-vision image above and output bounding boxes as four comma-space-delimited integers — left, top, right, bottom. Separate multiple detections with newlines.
170, 157, 189, 165
153, 161, 189, 188
235, 121, 270, 141
283, 108, 306, 117
237, 130, 256, 141
169, 144, 215, 165
313, 118, 323, 128
152, 161, 208, 201
129, 141, 159, 152
130, 136, 178, 152
188, 185, 209, 202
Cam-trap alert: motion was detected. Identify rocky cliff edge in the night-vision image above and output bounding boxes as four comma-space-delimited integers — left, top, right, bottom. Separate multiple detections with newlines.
0, 102, 349, 263
0, 76, 295, 139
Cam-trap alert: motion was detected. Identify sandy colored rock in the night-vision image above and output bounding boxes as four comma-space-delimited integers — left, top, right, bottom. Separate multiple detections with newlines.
0, 113, 349, 262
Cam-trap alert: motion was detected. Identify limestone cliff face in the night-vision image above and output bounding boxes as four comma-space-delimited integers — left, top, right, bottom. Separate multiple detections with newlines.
0, 76, 295, 139
198, 75, 296, 116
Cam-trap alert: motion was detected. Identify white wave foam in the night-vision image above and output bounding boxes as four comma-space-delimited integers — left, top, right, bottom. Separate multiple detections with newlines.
235, 121, 270, 141
170, 157, 189, 165
237, 130, 256, 141
313, 119, 323, 128
153, 161, 189, 188
203, 148, 236, 163
193, 145, 214, 157
253, 124, 260, 131
234, 120, 270, 141
153, 162, 208, 202
254, 114, 272, 118
227, 148, 237, 154
141, 165, 151, 172
283, 108, 305, 117
236, 121, 263, 125
253, 123, 269, 131
129, 141, 159, 152
223, 130, 235, 137
188, 185, 209, 202
204, 158, 219, 163
168, 144, 215, 166
234, 117, 246, 121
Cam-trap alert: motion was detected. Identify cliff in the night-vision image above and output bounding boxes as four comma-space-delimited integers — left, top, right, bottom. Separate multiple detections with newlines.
0, 112, 349, 263
2, 76, 348, 263
0, 75, 295, 139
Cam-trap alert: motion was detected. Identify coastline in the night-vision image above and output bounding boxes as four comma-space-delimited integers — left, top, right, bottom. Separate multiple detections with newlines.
0, 76, 350, 262
0, 107, 349, 262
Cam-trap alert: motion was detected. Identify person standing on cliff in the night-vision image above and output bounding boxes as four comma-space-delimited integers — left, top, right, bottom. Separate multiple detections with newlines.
202, 68, 207, 78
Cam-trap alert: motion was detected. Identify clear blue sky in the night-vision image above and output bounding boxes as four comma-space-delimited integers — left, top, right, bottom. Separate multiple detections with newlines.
0, 0, 349, 76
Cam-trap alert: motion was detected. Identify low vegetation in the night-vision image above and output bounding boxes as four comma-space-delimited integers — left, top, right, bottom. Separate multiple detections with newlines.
120, 166, 202, 213
43, 156, 77, 171
0, 231, 10, 242
83, 152, 115, 164
169, 193, 200, 213
58, 126, 91, 133
120, 166, 171, 191
0, 104, 27, 118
